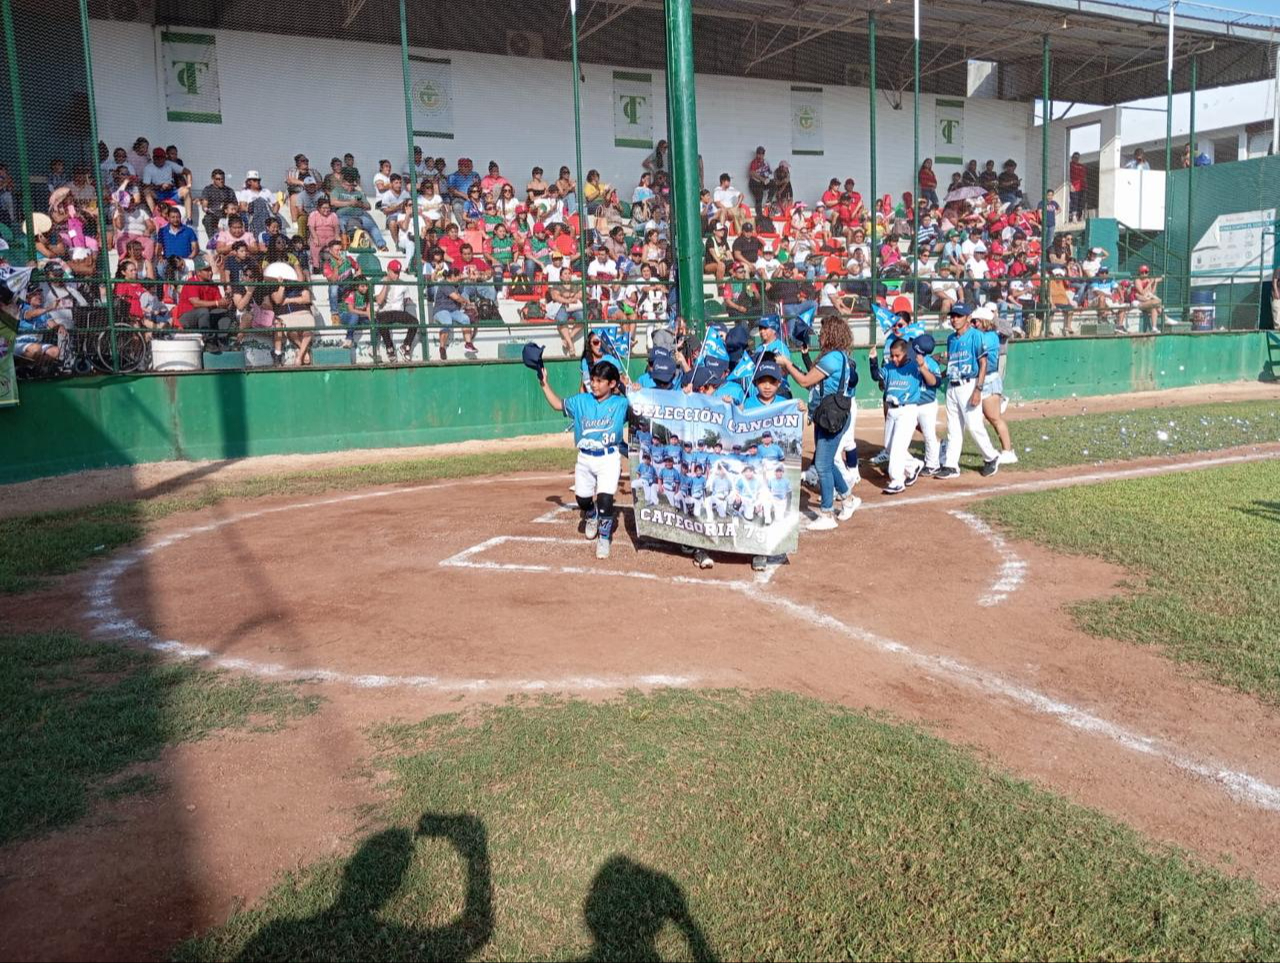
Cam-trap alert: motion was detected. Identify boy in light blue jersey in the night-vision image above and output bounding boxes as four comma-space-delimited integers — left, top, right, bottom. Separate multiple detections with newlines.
731, 465, 773, 524
707, 461, 734, 519
636, 452, 659, 505
658, 457, 684, 510
768, 465, 793, 519
938, 303, 999, 479
756, 430, 784, 463
880, 337, 939, 493
539, 359, 630, 559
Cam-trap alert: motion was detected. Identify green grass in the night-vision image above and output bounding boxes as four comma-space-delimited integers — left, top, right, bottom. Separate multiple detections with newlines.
0, 632, 320, 844
937, 399, 1280, 472
0, 447, 576, 594
176, 690, 1280, 962
978, 459, 1280, 703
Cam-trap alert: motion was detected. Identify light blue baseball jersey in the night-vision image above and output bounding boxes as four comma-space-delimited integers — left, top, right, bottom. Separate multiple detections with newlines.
981, 329, 1000, 370
735, 473, 764, 499
636, 461, 657, 483
882, 358, 926, 407
563, 393, 629, 452
768, 475, 793, 499
709, 471, 733, 496
659, 466, 682, 490
717, 381, 747, 405
757, 441, 785, 460
945, 327, 986, 381
918, 355, 942, 405
636, 371, 677, 390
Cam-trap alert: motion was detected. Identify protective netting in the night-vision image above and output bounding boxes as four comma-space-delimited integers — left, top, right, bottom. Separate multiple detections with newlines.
0, 0, 1276, 386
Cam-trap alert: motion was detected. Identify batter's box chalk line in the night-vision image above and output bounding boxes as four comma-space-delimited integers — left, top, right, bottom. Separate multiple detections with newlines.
79, 451, 1280, 812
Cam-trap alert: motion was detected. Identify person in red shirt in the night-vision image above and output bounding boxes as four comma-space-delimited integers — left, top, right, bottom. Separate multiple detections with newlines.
820, 178, 842, 216
438, 222, 464, 262
1068, 151, 1087, 222
550, 223, 579, 259
919, 157, 939, 208
174, 257, 230, 349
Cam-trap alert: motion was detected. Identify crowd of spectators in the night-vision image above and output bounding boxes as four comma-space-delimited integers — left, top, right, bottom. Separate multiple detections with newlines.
0, 133, 1171, 373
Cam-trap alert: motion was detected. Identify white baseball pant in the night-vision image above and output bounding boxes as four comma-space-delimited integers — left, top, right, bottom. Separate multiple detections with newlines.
885, 404, 924, 487
574, 450, 622, 498
663, 486, 683, 510
944, 380, 998, 469
640, 479, 659, 504
917, 400, 940, 470
834, 397, 861, 490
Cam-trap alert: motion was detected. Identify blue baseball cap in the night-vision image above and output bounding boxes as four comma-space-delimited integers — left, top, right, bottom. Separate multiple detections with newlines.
725, 323, 751, 356
753, 358, 783, 383
692, 367, 722, 390
912, 333, 936, 355
948, 303, 973, 317
521, 342, 545, 371
649, 351, 678, 384
758, 314, 782, 332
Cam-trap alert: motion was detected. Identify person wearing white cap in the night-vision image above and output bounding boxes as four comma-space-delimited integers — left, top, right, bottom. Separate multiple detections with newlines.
237, 171, 279, 237
973, 304, 1017, 464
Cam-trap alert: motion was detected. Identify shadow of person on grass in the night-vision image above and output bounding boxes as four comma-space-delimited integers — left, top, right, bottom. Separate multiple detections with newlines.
234, 813, 492, 963
1237, 500, 1280, 525
581, 855, 719, 963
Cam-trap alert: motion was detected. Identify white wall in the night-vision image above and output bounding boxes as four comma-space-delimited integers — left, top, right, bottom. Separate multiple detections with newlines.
89, 21, 1034, 205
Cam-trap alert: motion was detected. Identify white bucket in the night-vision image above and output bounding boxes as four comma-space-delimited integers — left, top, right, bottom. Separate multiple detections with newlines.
151, 334, 205, 372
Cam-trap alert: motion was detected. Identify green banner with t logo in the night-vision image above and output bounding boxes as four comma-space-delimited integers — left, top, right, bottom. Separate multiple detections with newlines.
613, 71, 653, 149
161, 31, 222, 124
934, 98, 965, 166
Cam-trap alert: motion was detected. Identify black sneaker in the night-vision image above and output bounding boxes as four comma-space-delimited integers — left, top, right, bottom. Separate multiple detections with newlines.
905, 465, 923, 487
934, 467, 960, 479
980, 458, 1000, 477
920, 466, 939, 477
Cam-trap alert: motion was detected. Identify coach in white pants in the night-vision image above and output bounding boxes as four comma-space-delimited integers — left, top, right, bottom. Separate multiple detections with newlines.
937, 304, 1000, 479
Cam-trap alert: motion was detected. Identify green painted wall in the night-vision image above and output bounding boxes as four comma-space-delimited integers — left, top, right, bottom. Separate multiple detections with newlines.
1, 332, 1272, 484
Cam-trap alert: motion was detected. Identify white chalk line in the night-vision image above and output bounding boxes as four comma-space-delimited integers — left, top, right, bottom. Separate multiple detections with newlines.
80, 450, 1280, 811
531, 504, 576, 524
949, 510, 1028, 606
81, 476, 699, 694
856, 449, 1280, 514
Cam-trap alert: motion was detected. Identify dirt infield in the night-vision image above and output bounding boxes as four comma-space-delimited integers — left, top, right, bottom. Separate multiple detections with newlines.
6, 439, 1280, 959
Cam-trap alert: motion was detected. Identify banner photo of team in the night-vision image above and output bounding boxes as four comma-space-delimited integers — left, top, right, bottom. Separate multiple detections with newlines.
629, 389, 804, 556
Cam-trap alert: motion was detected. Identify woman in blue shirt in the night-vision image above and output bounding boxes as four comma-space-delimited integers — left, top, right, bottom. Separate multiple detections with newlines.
776, 317, 859, 531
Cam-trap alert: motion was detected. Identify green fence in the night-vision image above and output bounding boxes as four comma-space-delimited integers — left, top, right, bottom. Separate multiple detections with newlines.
1, 330, 1271, 484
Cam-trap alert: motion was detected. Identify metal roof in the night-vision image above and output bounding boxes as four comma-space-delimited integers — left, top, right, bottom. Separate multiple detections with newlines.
142, 0, 1280, 103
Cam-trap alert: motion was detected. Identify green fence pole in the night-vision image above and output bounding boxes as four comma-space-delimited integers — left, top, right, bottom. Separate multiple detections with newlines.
1039, 34, 1050, 337
569, 1, 591, 332
397, 0, 426, 357
1184, 55, 1197, 314
868, 15, 878, 316
2, 0, 35, 247
912, 0, 920, 325
77, 0, 119, 372
1162, 0, 1174, 297
664, 0, 704, 326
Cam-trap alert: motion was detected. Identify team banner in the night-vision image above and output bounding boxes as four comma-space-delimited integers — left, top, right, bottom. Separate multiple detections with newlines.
410, 56, 454, 139
613, 71, 654, 149
934, 98, 965, 166
790, 85, 824, 156
0, 310, 17, 407
160, 31, 222, 124
629, 389, 805, 556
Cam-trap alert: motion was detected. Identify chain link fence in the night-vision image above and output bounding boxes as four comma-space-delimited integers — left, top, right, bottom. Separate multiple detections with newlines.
0, 0, 1276, 388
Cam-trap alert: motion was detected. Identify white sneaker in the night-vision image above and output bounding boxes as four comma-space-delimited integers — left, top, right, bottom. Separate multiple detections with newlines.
596, 538, 611, 560
807, 513, 838, 531
998, 449, 1019, 465
693, 549, 714, 569
751, 555, 767, 572
837, 496, 862, 521
584, 516, 599, 540
882, 484, 905, 495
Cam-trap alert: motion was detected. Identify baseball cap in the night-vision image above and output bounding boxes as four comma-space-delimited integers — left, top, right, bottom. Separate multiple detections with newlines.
245, 170, 261, 181
753, 358, 783, 383
192, 256, 212, 271
1052, 267, 1066, 276
152, 147, 166, 159
912, 333, 936, 355
387, 259, 402, 272
971, 304, 997, 322
301, 174, 317, 186
650, 351, 679, 384
948, 303, 973, 316
757, 314, 781, 332
692, 367, 721, 390
1138, 265, 1150, 274
533, 222, 547, 233
1098, 266, 1110, 274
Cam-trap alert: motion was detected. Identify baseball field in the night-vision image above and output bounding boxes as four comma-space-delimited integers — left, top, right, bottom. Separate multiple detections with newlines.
3, 381, 1280, 961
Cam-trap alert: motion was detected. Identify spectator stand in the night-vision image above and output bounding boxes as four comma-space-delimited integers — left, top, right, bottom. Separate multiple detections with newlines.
1, 0, 1277, 386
